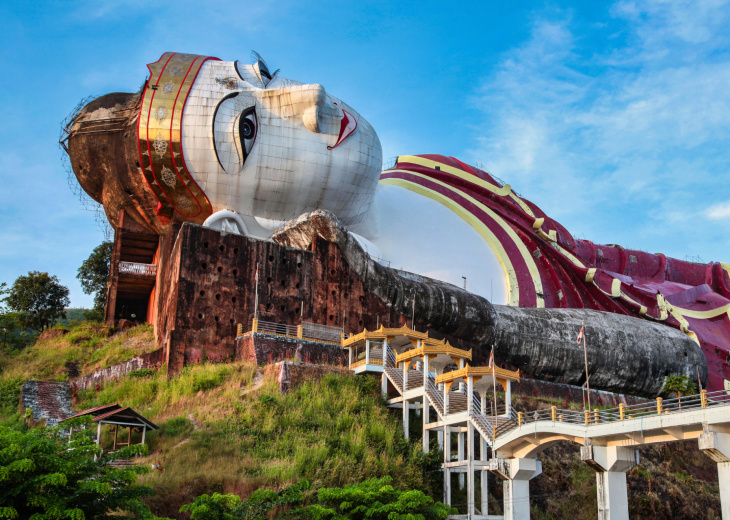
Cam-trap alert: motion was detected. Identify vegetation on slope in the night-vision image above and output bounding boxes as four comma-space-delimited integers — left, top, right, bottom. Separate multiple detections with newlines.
0, 323, 724, 519
75, 363, 440, 518
0, 323, 157, 427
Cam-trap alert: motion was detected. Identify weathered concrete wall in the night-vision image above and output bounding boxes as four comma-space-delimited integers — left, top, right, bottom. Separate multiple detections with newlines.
156, 222, 415, 375
514, 377, 649, 407
489, 306, 706, 396
152, 211, 707, 397
72, 348, 164, 390
271, 361, 352, 394
235, 333, 347, 366
19, 381, 74, 427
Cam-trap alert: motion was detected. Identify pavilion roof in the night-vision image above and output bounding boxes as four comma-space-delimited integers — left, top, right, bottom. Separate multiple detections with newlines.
395, 342, 472, 364
62, 404, 158, 430
342, 324, 429, 348
435, 364, 520, 385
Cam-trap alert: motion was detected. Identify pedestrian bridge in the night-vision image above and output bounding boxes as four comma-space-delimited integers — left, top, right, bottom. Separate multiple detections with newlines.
341, 324, 730, 520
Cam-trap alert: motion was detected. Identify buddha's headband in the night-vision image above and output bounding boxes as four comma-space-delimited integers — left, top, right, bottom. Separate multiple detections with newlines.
138, 52, 219, 222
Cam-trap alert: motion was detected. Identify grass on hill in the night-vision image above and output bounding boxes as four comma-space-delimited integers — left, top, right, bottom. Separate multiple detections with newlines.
0, 323, 157, 427
0, 322, 723, 519
75, 363, 438, 518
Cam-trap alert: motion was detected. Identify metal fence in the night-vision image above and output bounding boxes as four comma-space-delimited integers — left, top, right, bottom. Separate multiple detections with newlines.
256, 320, 298, 337
503, 389, 730, 432
118, 262, 157, 277
302, 321, 343, 343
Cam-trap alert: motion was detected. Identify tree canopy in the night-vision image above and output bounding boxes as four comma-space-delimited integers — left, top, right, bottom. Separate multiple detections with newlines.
179, 477, 455, 520
4, 272, 70, 332
0, 416, 163, 519
77, 241, 113, 313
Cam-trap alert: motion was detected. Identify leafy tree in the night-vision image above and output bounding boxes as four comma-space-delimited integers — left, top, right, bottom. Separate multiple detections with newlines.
664, 375, 698, 398
0, 282, 7, 315
5, 272, 70, 332
77, 241, 113, 313
303, 476, 455, 520
0, 416, 165, 519
180, 481, 309, 520
180, 478, 455, 520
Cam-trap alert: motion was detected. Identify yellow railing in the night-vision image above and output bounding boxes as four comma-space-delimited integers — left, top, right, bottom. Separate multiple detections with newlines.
236, 318, 342, 345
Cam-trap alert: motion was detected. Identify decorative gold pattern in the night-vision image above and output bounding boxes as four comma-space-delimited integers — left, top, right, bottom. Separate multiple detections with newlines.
342, 324, 430, 348
435, 364, 520, 385
138, 52, 218, 221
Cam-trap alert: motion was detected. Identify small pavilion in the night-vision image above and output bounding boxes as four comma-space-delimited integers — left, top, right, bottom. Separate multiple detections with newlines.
62, 404, 158, 452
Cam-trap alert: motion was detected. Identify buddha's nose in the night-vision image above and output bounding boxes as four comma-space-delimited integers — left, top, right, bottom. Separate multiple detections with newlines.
300, 84, 341, 135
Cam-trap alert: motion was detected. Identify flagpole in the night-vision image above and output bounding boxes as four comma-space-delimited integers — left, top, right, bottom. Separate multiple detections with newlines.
582, 322, 591, 411
491, 347, 498, 437
254, 262, 260, 319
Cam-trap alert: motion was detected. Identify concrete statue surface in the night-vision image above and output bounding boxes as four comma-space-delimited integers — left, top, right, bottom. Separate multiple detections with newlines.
64, 51, 729, 394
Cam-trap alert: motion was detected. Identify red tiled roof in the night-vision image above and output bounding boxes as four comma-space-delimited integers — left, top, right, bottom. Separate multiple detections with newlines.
63, 403, 121, 420
91, 406, 159, 430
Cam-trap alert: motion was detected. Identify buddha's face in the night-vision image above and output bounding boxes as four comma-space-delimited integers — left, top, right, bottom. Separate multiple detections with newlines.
181, 57, 382, 226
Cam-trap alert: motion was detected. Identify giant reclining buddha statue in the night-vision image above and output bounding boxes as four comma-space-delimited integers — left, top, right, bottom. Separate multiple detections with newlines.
65, 51, 730, 395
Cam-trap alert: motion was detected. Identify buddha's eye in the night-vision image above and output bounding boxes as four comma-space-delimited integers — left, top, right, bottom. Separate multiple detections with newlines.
237, 107, 257, 161
213, 95, 257, 173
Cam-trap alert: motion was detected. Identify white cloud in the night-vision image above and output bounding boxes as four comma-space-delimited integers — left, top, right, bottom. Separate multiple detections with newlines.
707, 201, 730, 220
468, 1, 730, 259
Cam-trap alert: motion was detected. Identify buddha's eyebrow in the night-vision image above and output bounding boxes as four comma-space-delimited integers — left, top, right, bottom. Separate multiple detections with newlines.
250, 50, 280, 88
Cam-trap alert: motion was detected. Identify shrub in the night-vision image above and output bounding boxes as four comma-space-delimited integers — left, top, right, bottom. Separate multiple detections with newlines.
0, 416, 163, 519
129, 368, 157, 378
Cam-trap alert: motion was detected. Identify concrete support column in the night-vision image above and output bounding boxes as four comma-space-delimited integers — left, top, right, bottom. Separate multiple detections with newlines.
581, 446, 638, 520
402, 398, 409, 439
365, 339, 370, 366
444, 383, 450, 416
490, 457, 542, 520
381, 373, 388, 395
481, 469, 489, 515
504, 381, 512, 416
467, 422, 475, 516
699, 430, 730, 519
443, 426, 451, 505
459, 358, 466, 393
403, 359, 409, 391
422, 354, 430, 453
458, 431, 465, 489
348, 347, 353, 368
437, 429, 444, 451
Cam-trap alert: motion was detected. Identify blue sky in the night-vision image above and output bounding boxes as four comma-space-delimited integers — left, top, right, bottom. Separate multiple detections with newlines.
1, 0, 728, 307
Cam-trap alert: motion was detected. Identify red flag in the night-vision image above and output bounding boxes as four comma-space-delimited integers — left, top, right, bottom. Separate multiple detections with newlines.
577, 325, 584, 344
488, 349, 494, 367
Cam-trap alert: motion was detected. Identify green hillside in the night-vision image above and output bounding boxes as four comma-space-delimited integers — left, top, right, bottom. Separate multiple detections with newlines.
0, 323, 722, 519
